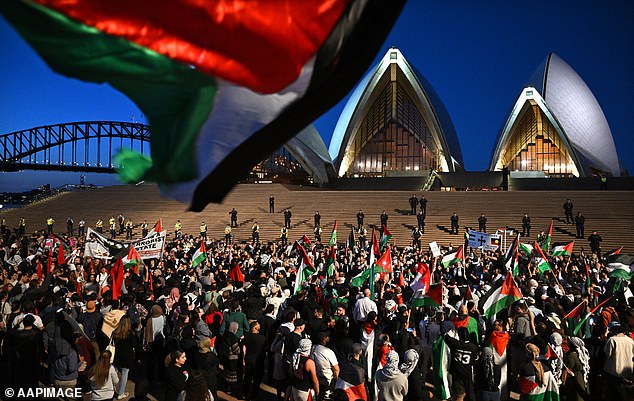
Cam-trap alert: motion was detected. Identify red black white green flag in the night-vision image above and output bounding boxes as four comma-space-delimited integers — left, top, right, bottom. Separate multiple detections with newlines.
479, 272, 522, 319
412, 283, 443, 308
1, 0, 404, 211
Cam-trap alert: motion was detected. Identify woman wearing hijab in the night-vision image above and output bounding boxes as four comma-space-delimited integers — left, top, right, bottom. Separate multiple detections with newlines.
165, 288, 180, 314
400, 350, 423, 401
145, 304, 167, 381
564, 337, 590, 401
519, 342, 560, 401
375, 350, 408, 401
220, 321, 242, 396
289, 338, 319, 401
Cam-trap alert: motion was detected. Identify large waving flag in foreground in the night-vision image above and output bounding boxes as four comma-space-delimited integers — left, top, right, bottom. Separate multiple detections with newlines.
479, 272, 522, 319
2, 0, 405, 211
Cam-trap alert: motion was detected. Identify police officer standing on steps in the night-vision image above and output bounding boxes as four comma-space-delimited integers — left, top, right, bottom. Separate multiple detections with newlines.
224, 225, 232, 245
419, 196, 428, 216
380, 210, 388, 228
284, 209, 292, 229
66, 217, 74, 237
412, 227, 422, 249
314, 225, 322, 243
358, 225, 367, 248
450, 212, 459, 235
356, 210, 364, 229
175, 219, 182, 239
409, 194, 418, 215
95, 218, 103, 234
417, 210, 425, 233
588, 230, 602, 257
18, 217, 26, 237
269, 195, 275, 213
230, 208, 238, 227
200, 222, 207, 239
252, 222, 259, 244
563, 198, 574, 224
478, 213, 487, 233
126, 219, 133, 240
118, 213, 125, 234
575, 212, 585, 239
280, 226, 288, 246
522, 213, 531, 237
141, 220, 148, 238
109, 216, 116, 239
78, 219, 85, 237
47, 216, 55, 234
314, 211, 321, 228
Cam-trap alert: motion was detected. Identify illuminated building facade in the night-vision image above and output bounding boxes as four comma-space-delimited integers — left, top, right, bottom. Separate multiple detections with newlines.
491, 53, 621, 177
329, 48, 463, 178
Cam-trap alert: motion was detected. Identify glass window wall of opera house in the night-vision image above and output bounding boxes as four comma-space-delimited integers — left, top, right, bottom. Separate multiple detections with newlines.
328, 48, 463, 178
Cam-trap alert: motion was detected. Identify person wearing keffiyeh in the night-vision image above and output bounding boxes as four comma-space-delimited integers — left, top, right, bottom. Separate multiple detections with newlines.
375, 350, 408, 401
290, 338, 319, 401
564, 337, 591, 401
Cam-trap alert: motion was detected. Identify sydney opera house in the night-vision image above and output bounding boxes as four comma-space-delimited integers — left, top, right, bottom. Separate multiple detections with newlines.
252, 49, 623, 189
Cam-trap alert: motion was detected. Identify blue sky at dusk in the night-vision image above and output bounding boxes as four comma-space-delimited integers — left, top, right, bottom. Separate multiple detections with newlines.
1, 1, 633, 191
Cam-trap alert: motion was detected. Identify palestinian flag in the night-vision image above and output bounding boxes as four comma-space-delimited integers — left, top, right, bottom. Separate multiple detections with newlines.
533, 241, 552, 273
542, 221, 553, 252
606, 254, 634, 281
552, 241, 574, 257
503, 234, 519, 269
441, 245, 464, 268
368, 228, 379, 297
487, 331, 509, 365
346, 227, 355, 251
519, 242, 534, 255
487, 330, 510, 396
294, 241, 316, 294
2, 1, 404, 210
603, 247, 623, 259
228, 262, 245, 284
298, 235, 312, 248
122, 244, 142, 272
453, 315, 480, 344
507, 247, 520, 277
374, 247, 393, 274
518, 370, 560, 401
148, 220, 163, 236
329, 220, 338, 247
326, 245, 337, 278
563, 300, 586, 336
412, 283, 443, 307
335, 363, 367, 401
432, 334, 452, 401
479, 272, 522, 319
379, 225, 392, 251
409, 263, 431, 294
191, 240, 207, 268
573, 297, 612, 336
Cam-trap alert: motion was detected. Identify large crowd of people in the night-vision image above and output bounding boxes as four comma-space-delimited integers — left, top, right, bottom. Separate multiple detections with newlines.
0, 197, 632, 401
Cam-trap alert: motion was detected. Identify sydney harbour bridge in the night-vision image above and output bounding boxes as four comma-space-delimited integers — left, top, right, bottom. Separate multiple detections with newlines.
0, 121, 150, 173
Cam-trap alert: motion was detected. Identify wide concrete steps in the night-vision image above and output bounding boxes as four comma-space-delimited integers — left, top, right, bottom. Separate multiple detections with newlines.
2, 184, 632, 254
